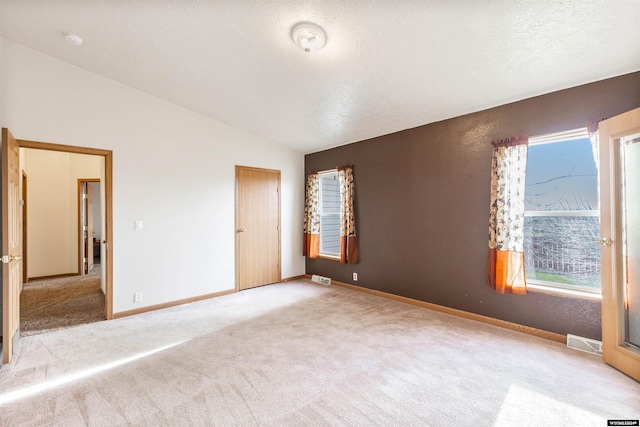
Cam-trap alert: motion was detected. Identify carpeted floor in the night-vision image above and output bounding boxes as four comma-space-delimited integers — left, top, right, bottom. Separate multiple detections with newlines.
20, 265, 105, 337
1, 279, 639, 426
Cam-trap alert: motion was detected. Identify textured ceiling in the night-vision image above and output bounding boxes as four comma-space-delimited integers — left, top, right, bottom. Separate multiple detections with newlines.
1, 1, 639, 153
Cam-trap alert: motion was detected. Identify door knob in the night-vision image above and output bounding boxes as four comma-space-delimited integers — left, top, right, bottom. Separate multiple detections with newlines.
1, 255, 21, 263
598, 237, 612, 246
237, 228, 245, 233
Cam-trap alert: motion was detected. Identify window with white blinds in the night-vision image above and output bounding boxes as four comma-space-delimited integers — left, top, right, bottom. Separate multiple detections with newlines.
319, 170, 341, 257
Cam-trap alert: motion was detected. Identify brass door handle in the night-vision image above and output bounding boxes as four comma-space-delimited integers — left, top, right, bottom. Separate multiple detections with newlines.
237, 228, 245, 233
598, 237, 612, 246
1, 255, 21, 263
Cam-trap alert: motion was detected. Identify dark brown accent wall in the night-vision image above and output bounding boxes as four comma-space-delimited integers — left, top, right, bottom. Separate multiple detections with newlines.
305, 71, 640, 341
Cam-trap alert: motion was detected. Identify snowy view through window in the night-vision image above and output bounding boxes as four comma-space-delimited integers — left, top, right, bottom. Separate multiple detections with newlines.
524, 135, 601, 291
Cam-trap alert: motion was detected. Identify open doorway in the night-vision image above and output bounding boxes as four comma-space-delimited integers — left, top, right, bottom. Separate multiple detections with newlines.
19, 148, 108, 336
2, 131, 113, 363
79, 179, 101, 275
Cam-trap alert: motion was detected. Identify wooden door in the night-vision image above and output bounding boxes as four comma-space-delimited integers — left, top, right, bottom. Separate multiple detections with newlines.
80, 182, 88, 274
21, 171, 27, 283
599, 107, 640, 381
235, 166, 281, 290
86, 183, 94, 272
79, 180, 98, 274
2, 128, 23, 364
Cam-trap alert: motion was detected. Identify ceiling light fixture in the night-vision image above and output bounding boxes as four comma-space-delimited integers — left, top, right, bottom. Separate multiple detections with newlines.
291, 22, 326, 53
64, 32, 83, 46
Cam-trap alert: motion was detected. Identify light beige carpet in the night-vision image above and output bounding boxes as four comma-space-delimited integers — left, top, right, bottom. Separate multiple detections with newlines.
1, 279, 638, 426
20, 266, 105, 337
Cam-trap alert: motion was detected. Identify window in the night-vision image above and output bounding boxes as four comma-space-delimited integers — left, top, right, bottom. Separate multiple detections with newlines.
524, 128, 601, 293
319, 170, 341, 258
303, 166, 358, 264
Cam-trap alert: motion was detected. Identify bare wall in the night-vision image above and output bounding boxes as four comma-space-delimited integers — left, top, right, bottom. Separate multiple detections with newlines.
1, 39, 305, 313
305, 71, 640, 340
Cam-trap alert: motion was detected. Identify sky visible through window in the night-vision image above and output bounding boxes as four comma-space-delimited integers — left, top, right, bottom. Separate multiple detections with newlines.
524, 137, 601, 290
525, 137, 597, 211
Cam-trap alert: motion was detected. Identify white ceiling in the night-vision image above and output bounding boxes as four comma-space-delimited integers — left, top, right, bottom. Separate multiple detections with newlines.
1, 1, 638, 154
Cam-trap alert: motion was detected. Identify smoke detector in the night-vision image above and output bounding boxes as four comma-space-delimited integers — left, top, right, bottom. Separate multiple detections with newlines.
291, 22, 326, 53
64, 32, 83, 46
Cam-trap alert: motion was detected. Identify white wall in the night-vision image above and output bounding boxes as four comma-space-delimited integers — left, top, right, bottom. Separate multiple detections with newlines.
0, 39, 305, 313
21, 148, 101, 278
23, 150, 71, 276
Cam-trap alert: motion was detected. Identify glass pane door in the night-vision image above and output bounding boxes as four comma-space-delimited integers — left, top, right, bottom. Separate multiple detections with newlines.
620, 132, 640, 349
599, 108, 640, 381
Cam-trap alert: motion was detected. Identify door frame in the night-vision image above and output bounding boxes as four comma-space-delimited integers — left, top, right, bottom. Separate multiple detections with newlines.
77, 178, 100, 275
234, 165, 281, 291
599, 107, 640, 381
17, 138, 114, 320
21, 170, 27, 284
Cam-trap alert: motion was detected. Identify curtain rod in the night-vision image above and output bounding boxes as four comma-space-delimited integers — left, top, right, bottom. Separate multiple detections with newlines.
491, 136, 528, 148
307, 164, 354, 175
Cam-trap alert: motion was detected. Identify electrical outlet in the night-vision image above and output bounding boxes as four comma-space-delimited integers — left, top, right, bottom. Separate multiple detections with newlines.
134, 292, 142, 302
353, 272, 358, 281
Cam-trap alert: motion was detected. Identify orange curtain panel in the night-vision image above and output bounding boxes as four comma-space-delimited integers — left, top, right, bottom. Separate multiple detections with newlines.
303, 172, 320, 258
338, 166, 359, 264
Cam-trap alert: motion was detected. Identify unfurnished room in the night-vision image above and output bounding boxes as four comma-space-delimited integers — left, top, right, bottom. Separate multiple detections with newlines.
0, 1, 639, 426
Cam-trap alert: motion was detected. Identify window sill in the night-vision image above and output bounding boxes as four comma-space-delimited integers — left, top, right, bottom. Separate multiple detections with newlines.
526, 283, 602, 302
319, 254, 340, 262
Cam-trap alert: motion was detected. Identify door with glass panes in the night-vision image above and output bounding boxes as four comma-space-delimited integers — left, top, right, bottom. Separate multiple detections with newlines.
599, 108, 640, 381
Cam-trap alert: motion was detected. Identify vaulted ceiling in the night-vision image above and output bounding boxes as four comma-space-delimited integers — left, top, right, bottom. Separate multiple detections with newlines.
1, 1, 638, 153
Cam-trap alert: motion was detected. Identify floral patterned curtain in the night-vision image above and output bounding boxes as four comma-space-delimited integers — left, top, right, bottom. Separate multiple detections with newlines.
487, 136, 528, 294
338, 166, 359, 264
303, 172, 320, 258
